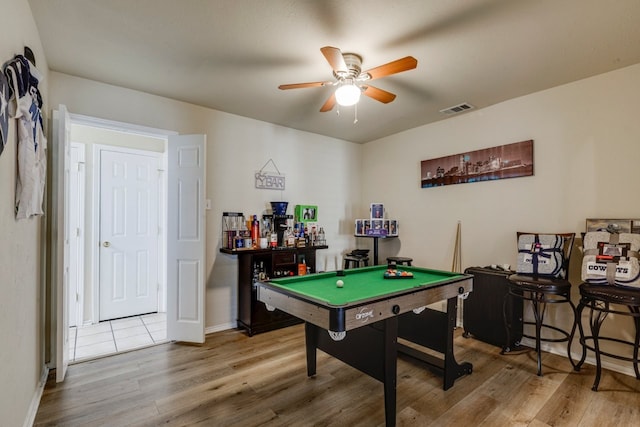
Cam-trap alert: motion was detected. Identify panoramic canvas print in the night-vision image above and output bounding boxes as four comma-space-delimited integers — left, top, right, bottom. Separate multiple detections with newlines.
421, 140, 533, 188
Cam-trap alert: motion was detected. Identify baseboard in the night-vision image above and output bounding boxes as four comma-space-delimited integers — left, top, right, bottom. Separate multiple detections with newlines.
520, 337, 637, 378
205, 322, 236, 335
23, 364, 49, 427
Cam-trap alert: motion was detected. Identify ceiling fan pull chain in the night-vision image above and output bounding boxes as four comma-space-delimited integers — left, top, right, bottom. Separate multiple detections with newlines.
353, 103, 358, 124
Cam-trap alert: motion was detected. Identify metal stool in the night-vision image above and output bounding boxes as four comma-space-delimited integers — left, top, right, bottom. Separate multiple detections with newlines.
575, 283, 640, 391
387, 256, 413, 267
502, 232, 579, 376
343, 255, 369, 269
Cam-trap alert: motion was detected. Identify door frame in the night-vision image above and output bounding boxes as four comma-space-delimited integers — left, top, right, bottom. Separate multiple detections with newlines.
92, 144, 165, 322
53, 108, 209, 383
68, 142, 86, 328
66, 114, 176, 329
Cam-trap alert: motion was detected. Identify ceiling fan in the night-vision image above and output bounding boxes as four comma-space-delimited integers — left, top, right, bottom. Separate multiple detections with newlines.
278, 46, 418, 112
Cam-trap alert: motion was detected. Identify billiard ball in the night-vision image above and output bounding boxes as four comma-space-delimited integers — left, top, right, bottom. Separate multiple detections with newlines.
336, 280, 344, 288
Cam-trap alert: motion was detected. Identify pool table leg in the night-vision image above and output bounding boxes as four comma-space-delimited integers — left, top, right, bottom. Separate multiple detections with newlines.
305, 322, 317, 377
442, 297, 473, 390
397, 296, 473, 390
303, 318, 399, 426
383, 316, 398, 427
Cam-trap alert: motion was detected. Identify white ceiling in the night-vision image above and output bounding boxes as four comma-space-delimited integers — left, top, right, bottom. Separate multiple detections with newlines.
28, 0, 640, 143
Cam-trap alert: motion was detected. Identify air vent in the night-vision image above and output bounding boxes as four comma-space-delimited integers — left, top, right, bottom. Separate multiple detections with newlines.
439, 102, 475, 115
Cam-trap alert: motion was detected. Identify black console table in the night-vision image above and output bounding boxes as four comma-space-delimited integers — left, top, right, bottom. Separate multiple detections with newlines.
220, 246, 328, 335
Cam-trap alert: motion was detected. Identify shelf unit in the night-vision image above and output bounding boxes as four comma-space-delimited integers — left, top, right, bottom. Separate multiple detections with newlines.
220, 246, 328, 336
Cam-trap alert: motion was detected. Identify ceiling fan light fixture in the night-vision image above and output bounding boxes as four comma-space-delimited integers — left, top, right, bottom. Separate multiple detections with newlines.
335, 82, 361, 106
279, 46, 417, 113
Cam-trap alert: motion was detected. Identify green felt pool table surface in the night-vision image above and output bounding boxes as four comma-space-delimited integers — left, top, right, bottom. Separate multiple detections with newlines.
266, 265, 466, 306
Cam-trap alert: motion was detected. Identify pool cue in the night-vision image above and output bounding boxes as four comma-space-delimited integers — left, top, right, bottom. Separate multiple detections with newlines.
451, 220, 465, 325
451, 220, 462, 273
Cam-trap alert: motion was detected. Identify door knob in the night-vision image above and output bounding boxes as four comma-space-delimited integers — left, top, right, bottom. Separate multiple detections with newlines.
103, 241, 111, 247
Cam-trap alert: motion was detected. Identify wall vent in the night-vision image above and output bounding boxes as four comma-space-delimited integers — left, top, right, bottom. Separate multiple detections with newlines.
439, 102, 475, 115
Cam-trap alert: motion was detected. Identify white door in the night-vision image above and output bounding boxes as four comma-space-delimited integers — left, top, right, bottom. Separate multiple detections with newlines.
99, 149, 160, 320
167, 134, 206, 343
55, 105, 71, 382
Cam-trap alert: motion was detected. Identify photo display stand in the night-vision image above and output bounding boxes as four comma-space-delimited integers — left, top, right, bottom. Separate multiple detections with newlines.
354, 203, 398, 265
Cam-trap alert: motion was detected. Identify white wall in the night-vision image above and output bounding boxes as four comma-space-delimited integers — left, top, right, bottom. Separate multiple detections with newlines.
49, 71, 362, 331
2, 2, 636, 423
362, 63, 640, 374
0, 0, 49, 425
49, 64, 640, 377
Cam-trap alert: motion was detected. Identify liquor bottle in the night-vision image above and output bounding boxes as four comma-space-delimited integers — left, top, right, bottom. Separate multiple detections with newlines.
235, 234, 244, 249
251, 215, 260, 248
252, 262, 259, 288
286, 227, 295, 247
238, 215, 248, 248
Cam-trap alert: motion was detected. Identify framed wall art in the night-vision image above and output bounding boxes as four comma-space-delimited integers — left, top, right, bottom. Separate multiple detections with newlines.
420, 139, 534, 188
295, 204, 318, 223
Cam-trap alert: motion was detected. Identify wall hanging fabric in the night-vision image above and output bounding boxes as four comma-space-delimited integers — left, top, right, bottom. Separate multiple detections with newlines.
2, 53, 47, 218
0, 71, 8, 157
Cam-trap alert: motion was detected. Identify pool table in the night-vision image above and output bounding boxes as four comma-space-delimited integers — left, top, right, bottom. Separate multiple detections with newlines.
256, 265, 473, 427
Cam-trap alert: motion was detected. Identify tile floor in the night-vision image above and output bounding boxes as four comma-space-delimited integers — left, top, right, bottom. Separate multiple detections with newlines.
69, 312, 167, 362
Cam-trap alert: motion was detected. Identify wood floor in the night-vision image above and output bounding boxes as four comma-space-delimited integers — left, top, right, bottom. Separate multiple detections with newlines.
35, 324, 640, 426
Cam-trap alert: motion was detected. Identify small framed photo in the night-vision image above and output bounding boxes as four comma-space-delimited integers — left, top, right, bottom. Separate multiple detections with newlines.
370, 203, 384, 219
355, 219, 364, 236
367, 219, 388, 236
295, 204, 318, 223
389, 220, 398, 236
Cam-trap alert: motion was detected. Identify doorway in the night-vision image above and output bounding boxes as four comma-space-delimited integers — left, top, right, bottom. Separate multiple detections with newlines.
66, 121, 168, 361
55, 106, 207, 378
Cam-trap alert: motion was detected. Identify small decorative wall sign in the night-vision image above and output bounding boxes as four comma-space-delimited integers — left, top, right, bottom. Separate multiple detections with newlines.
420, 139, 533, 188
255, 158, 285, 190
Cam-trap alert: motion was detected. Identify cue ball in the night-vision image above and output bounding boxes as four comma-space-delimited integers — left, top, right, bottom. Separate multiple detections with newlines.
336, 280, 344, 288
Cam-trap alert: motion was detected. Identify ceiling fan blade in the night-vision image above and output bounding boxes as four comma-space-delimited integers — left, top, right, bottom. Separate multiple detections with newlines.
320, 46, 348, 74
320, 93, 336, 112
362, 85, 397, 103
363, 56, 418, 80
278, 82, 326, 90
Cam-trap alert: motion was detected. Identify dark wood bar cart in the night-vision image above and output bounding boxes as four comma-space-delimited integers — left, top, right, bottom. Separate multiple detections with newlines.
220, 245, 328, 335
